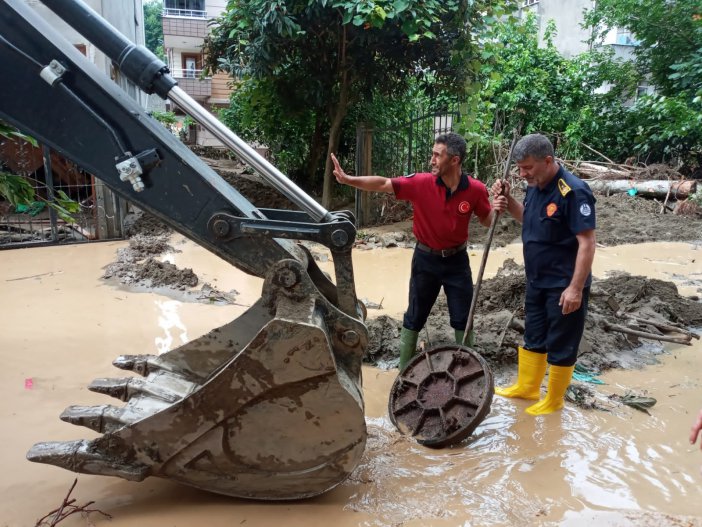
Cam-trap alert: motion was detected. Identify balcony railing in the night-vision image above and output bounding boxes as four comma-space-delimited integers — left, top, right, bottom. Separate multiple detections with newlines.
171, 68, 210, 79
163, 8, 207, 18
170, 68, 212, 99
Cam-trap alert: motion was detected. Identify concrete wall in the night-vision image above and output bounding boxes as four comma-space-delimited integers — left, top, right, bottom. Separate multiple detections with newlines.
521, 0, 595, 58
23, 0, 147, 107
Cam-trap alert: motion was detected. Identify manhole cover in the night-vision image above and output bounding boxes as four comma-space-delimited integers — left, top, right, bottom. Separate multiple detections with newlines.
388, 344, 494, 448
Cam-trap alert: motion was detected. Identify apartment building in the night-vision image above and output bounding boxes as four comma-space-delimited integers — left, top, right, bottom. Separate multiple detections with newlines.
25, 0, 147, 106
162, 0, 233, 146
520, 0, 651, 98
520, 0, 637, 61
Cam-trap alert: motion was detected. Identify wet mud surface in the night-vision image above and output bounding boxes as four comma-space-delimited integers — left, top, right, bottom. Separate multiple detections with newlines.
364, 259, 702, 374
3, 234, 702, 526
111, 166, 702, 381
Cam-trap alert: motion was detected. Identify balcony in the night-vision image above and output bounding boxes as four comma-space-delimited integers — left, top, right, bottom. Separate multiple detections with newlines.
163, 8, 207, 18
171, 68, 212, 100
163, 16, 207, 39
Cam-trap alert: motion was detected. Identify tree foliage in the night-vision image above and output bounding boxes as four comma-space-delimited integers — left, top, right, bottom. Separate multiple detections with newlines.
143, 0, 166, 61
205, 0, 515, 206
459, 13, 638, 172
585, 0, 702, 98
0, 121, 80, 222
584, 0, 702, 163
462, 4, 702, 169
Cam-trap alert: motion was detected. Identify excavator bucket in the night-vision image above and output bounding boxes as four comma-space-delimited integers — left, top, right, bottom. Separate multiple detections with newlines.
28, 259, 368, 499
1, 0, 368, 499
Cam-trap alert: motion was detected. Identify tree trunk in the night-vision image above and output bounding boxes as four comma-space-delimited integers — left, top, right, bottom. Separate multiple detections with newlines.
306, 115, 326, 186
584, 179, 697, 198
321, 25, 351, 210
321, 99, 348, 209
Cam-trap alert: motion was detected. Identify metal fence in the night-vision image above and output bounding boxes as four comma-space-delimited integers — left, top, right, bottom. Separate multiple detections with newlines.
0, 138, 125, 248
354, 103, 461, 226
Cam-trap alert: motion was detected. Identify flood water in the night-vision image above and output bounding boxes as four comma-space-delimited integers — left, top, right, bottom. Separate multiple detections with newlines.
1, 238, 701, 526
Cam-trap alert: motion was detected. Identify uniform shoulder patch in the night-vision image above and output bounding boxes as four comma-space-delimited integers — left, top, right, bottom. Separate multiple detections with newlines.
557, 178, 572, 197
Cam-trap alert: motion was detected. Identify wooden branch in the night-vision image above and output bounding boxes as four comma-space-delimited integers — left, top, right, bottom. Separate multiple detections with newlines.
617, 312, 699, 340
497, 310, 516, 349
660, 178, 673, 214
602, 321, 693, 345
35, 479, 112, 527
581, 142, 616, 164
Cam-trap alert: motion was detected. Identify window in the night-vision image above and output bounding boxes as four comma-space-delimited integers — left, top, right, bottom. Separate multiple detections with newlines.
164, 0, 205, 10
181, 54, 202, 78
616, 28, 639, 46
164, 0, 206, 17
636, 83, 655, 100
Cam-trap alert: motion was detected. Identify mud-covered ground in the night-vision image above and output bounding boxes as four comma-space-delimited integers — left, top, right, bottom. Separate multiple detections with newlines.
364, 259, 702, 372
105, 158, 702, 403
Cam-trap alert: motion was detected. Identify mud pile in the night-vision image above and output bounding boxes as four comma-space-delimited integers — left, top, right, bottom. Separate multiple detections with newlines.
105, 210, 238, 303
360, 187, 702, 248
365, 260, 702, 374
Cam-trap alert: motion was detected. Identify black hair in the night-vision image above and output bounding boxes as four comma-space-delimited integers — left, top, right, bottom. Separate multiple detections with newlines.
435, 132, 467, 164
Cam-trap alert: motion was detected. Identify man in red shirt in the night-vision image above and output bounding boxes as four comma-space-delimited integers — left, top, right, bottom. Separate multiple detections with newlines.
331, 133, 495, 369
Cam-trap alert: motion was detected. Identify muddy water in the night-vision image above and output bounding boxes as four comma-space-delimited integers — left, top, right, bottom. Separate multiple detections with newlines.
1, 240, 701, 527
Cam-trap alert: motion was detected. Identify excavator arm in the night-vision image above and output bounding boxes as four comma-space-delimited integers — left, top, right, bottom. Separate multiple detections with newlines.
0, 0, 367, 499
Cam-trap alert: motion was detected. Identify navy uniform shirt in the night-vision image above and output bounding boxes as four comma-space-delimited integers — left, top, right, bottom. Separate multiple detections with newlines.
522, 166, 596, 288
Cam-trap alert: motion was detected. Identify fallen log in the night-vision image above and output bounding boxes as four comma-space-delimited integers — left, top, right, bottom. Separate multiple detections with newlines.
602, 320, 693, 345
584, 179, 697, 199
574, 162, 632, 180
615, 312, 700, 340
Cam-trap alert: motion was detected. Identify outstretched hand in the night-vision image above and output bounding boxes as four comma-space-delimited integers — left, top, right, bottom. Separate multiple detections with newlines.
330, 153, 350, 185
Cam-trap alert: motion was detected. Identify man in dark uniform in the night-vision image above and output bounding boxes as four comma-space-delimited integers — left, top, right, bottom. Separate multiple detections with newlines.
330, 133, 494, 369
492, 134, 596, 415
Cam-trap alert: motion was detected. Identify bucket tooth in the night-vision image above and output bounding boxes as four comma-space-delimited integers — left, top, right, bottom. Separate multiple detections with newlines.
27, 440, 149, 481
88, 377, 181, 403
112, 354, 157, 376
60, 404, 137, 434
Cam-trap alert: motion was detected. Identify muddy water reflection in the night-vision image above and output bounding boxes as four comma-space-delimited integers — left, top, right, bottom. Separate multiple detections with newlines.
0, 240, 701, 526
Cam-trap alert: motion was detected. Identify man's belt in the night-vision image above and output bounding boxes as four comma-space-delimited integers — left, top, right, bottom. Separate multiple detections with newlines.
415, 241, 467, 257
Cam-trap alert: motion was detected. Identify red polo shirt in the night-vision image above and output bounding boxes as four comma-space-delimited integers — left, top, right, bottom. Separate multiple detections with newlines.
391, 172, 491, 250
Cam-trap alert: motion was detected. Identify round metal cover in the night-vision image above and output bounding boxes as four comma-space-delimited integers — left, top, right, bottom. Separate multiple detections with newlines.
388, 344, 494, 448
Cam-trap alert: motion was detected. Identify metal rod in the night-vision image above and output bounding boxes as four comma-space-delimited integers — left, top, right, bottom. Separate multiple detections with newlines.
462, 128, 521, 346
42, 144, 59, 242
168, 87, 330, 223
36, 0, 329, 221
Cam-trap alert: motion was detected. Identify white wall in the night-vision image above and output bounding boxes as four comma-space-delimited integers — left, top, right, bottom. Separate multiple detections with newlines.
24, 0, 147, 107
206, 0, 227, 19
522, 0, 595, 58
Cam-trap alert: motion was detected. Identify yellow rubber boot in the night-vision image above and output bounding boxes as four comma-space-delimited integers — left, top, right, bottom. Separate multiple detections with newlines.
525, 364, 576, 415
495, 347, 547, 400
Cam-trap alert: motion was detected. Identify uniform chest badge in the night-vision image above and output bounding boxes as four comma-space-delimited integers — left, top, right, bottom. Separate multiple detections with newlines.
458, 201, 471, 214
546, 203, 558, 217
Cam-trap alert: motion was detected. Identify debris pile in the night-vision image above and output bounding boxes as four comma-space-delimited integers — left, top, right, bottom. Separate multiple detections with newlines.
364, 260, 702, 376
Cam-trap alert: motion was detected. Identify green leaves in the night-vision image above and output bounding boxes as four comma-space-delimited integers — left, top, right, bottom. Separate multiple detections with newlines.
0, 173, 34, 207
0, 121, 80, 222
205, 0, 515, 188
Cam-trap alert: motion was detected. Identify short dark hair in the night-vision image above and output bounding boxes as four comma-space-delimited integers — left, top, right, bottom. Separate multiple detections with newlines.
513, 134, 554, 162
435, 132, 467, 164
